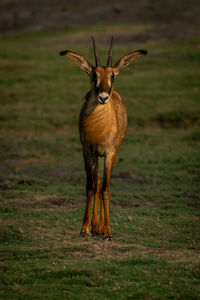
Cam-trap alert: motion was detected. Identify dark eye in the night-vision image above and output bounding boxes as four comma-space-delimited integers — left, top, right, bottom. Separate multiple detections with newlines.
111, 73, 115, 81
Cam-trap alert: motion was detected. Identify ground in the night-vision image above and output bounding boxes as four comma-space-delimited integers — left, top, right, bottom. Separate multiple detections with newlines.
0, 1, 200, 299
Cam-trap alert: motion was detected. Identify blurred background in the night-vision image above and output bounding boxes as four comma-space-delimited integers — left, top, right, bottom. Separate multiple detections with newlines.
0, 1, 200, 299
1, 0, 200, 36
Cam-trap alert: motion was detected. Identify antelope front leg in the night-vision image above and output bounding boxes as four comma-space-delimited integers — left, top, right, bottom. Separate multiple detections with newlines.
101, 152, 117, 240
80, 184, 93, 236
80, 153, 94, 236
98, 191, 104, 236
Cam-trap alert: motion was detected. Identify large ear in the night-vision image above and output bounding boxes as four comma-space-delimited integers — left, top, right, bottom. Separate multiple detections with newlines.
113, 50, 147, 73
60, 50, 93, 75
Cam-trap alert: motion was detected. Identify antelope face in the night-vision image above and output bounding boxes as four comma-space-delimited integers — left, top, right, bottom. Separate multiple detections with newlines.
92, 67, 116, 105
60, 37, 147, 105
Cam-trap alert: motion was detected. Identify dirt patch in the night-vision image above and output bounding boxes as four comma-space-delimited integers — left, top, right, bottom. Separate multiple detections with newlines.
0, 156, 83, 187
153, 111, 200, 129
0, 174, 48, 191
1, 158, 144, 190
41, 166, 83, 184
18, 157, 54, 165
49, 22, 200, 48
33, 194, 81, 209
62, 238, 200, 263
0, 194, 83, 210
184, 130, 200, 142
112, 171, 146, 184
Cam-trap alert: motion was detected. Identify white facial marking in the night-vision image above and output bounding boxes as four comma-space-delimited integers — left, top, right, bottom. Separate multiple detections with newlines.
98, 92, 109, 105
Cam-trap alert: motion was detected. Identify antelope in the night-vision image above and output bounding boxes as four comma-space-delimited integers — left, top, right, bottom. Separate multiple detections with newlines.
60, 37, 147, 240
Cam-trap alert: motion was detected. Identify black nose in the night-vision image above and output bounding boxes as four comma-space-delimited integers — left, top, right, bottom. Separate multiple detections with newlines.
99, 96, 108, 103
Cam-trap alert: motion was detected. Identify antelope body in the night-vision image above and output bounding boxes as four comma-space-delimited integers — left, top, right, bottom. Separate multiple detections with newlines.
60, 37, 147, 240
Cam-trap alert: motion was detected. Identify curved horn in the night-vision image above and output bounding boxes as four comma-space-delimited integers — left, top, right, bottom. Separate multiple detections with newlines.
92, 36, 101, 67
107, 37, 113, 67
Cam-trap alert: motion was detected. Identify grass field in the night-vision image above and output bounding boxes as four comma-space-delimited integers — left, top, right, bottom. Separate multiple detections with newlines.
0, 25, 200, 299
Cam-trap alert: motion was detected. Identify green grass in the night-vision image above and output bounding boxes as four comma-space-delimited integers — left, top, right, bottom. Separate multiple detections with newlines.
0, 26, 200, 299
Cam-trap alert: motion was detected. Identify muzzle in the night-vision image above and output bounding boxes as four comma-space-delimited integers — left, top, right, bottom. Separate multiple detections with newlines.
98, 92, 109, 105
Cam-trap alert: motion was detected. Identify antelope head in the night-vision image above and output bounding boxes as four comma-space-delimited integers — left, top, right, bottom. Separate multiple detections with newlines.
60, 37, 147, 105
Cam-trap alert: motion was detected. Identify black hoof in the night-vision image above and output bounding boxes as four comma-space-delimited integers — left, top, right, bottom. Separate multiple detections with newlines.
104, 236, 112, 242
98, 234, 104, 238
80, 233, 88, 237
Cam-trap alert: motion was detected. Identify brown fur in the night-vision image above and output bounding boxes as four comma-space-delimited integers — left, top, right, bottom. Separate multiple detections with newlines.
60, 45, 147, 239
